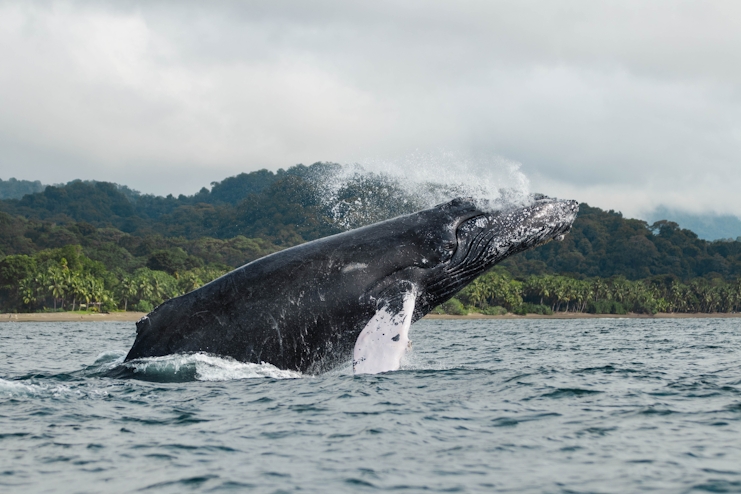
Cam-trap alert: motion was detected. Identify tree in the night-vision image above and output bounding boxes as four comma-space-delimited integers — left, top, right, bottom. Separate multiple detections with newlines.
46, 266, 67, 310
117, 275, 138, 311
177, 271, 203, 296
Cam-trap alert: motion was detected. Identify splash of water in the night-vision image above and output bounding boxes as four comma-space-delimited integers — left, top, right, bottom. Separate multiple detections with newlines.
0, 378, 104, 400
118, 353, 303, 382
309, 152, 531, 230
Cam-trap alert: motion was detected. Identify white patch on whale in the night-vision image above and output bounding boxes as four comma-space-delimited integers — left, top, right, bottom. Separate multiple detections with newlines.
342, 262, 368, 273
353, 286, 416, 375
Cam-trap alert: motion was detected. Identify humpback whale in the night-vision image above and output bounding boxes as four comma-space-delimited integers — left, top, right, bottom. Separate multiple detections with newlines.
125, 196, 578, 374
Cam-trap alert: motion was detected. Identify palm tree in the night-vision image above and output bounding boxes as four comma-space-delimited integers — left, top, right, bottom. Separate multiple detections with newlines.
67, 273, 85, 311
78, 275, 96, 311
118, 276, 138, 311
29, 271, 49, 309
592, 278, 606, 302
18, 277, 36, 308
611, 277, 629, 304
136, 274, 153, 305
47, 268, 67, 311
670, 281, 688, 313
88, 278, 107, 311
62, 271, 75, 310
732, 279, 741, 312
525, 276, 547, 306
463, 277, 488, 309
150, 275, 166, 305
574, 280, 592, 312
177, 271, 203, 296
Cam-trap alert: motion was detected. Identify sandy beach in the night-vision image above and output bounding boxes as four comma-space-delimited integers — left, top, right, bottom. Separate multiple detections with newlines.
0, 312, 148, 322
1, 311, 740, 322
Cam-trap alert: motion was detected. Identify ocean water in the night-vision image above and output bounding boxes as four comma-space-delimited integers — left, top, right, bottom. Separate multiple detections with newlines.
1, 318, 740, 493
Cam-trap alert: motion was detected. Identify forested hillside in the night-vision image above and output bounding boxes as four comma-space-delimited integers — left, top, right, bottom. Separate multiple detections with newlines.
0, 164, 342, 244
1, 162, 741, 314
500, 204, 741, 280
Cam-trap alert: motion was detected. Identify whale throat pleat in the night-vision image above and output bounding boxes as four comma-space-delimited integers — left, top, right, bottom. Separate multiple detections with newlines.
353, 287, 416, 375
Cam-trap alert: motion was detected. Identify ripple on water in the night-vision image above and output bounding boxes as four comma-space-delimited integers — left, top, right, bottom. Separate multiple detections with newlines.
0, 318, 740, 493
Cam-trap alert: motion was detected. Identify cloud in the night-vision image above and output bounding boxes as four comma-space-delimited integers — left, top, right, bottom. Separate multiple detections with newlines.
0, 1, 739, 219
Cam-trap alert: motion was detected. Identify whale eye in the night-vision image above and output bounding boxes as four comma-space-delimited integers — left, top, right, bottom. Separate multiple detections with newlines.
440, 241, 456, 261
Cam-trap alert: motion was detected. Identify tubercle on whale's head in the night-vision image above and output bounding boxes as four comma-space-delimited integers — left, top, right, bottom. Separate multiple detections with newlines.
449, 196, 579, 267
417, 196, 578, 309
503, 196, 579, 248
406, 196, 579, 271
331, 196, 576, 301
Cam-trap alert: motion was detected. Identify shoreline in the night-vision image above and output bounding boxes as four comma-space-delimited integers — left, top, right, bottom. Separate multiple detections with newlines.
425, 312, 741, 320
1, 311, 740, 322
0, 312, 147, 322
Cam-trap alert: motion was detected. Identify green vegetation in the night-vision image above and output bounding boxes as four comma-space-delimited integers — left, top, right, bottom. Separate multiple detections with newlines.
433, 268, 741, 316
1, 163, 741, 315
499, 204, 741, 280
0, 245, 228, 313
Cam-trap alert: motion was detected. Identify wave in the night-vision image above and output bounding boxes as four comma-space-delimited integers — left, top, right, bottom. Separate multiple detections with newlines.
0, 377, 44, 396
0, 352, 301, 399
101, 352, 303, 382
0, 377, 76, 398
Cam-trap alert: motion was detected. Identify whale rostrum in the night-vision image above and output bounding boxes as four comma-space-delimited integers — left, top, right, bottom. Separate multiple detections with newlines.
124, 196, 579, 374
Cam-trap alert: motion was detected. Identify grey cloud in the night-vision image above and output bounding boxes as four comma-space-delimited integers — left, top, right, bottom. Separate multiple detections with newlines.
0, 0, 739, 219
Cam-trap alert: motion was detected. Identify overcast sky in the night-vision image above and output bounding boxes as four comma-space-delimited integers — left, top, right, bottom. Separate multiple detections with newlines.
0, 1, 739, 219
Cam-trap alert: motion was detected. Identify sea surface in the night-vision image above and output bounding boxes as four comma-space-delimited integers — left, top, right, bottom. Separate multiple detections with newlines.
1, 318, 741, 493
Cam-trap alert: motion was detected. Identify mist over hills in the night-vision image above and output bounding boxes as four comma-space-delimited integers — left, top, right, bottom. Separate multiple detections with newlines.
1, 163, 741, 282
646, 206, 741, 242
0, 178, 45, 200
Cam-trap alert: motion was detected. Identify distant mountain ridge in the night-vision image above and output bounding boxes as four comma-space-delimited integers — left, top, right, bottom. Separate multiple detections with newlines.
646, 206, 741, 241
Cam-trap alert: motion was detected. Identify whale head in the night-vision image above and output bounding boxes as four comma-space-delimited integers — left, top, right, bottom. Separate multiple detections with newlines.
415, 196, 579, 313
349, 194, 578, 374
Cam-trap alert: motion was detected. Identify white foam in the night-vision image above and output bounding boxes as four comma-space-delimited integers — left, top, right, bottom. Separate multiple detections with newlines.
126, 353, 303, 381
0, 378, 42, 396
312, 152, 532, 230
0, 378, 75, 399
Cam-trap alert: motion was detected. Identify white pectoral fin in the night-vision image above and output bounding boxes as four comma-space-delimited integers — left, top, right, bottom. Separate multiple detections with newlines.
353, 287, 416, 375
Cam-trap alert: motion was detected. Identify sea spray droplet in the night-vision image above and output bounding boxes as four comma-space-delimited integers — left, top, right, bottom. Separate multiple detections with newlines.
310, 153, 532, 230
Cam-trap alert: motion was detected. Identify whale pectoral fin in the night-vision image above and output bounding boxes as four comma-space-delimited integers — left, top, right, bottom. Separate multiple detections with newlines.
353, 286, 416, 375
